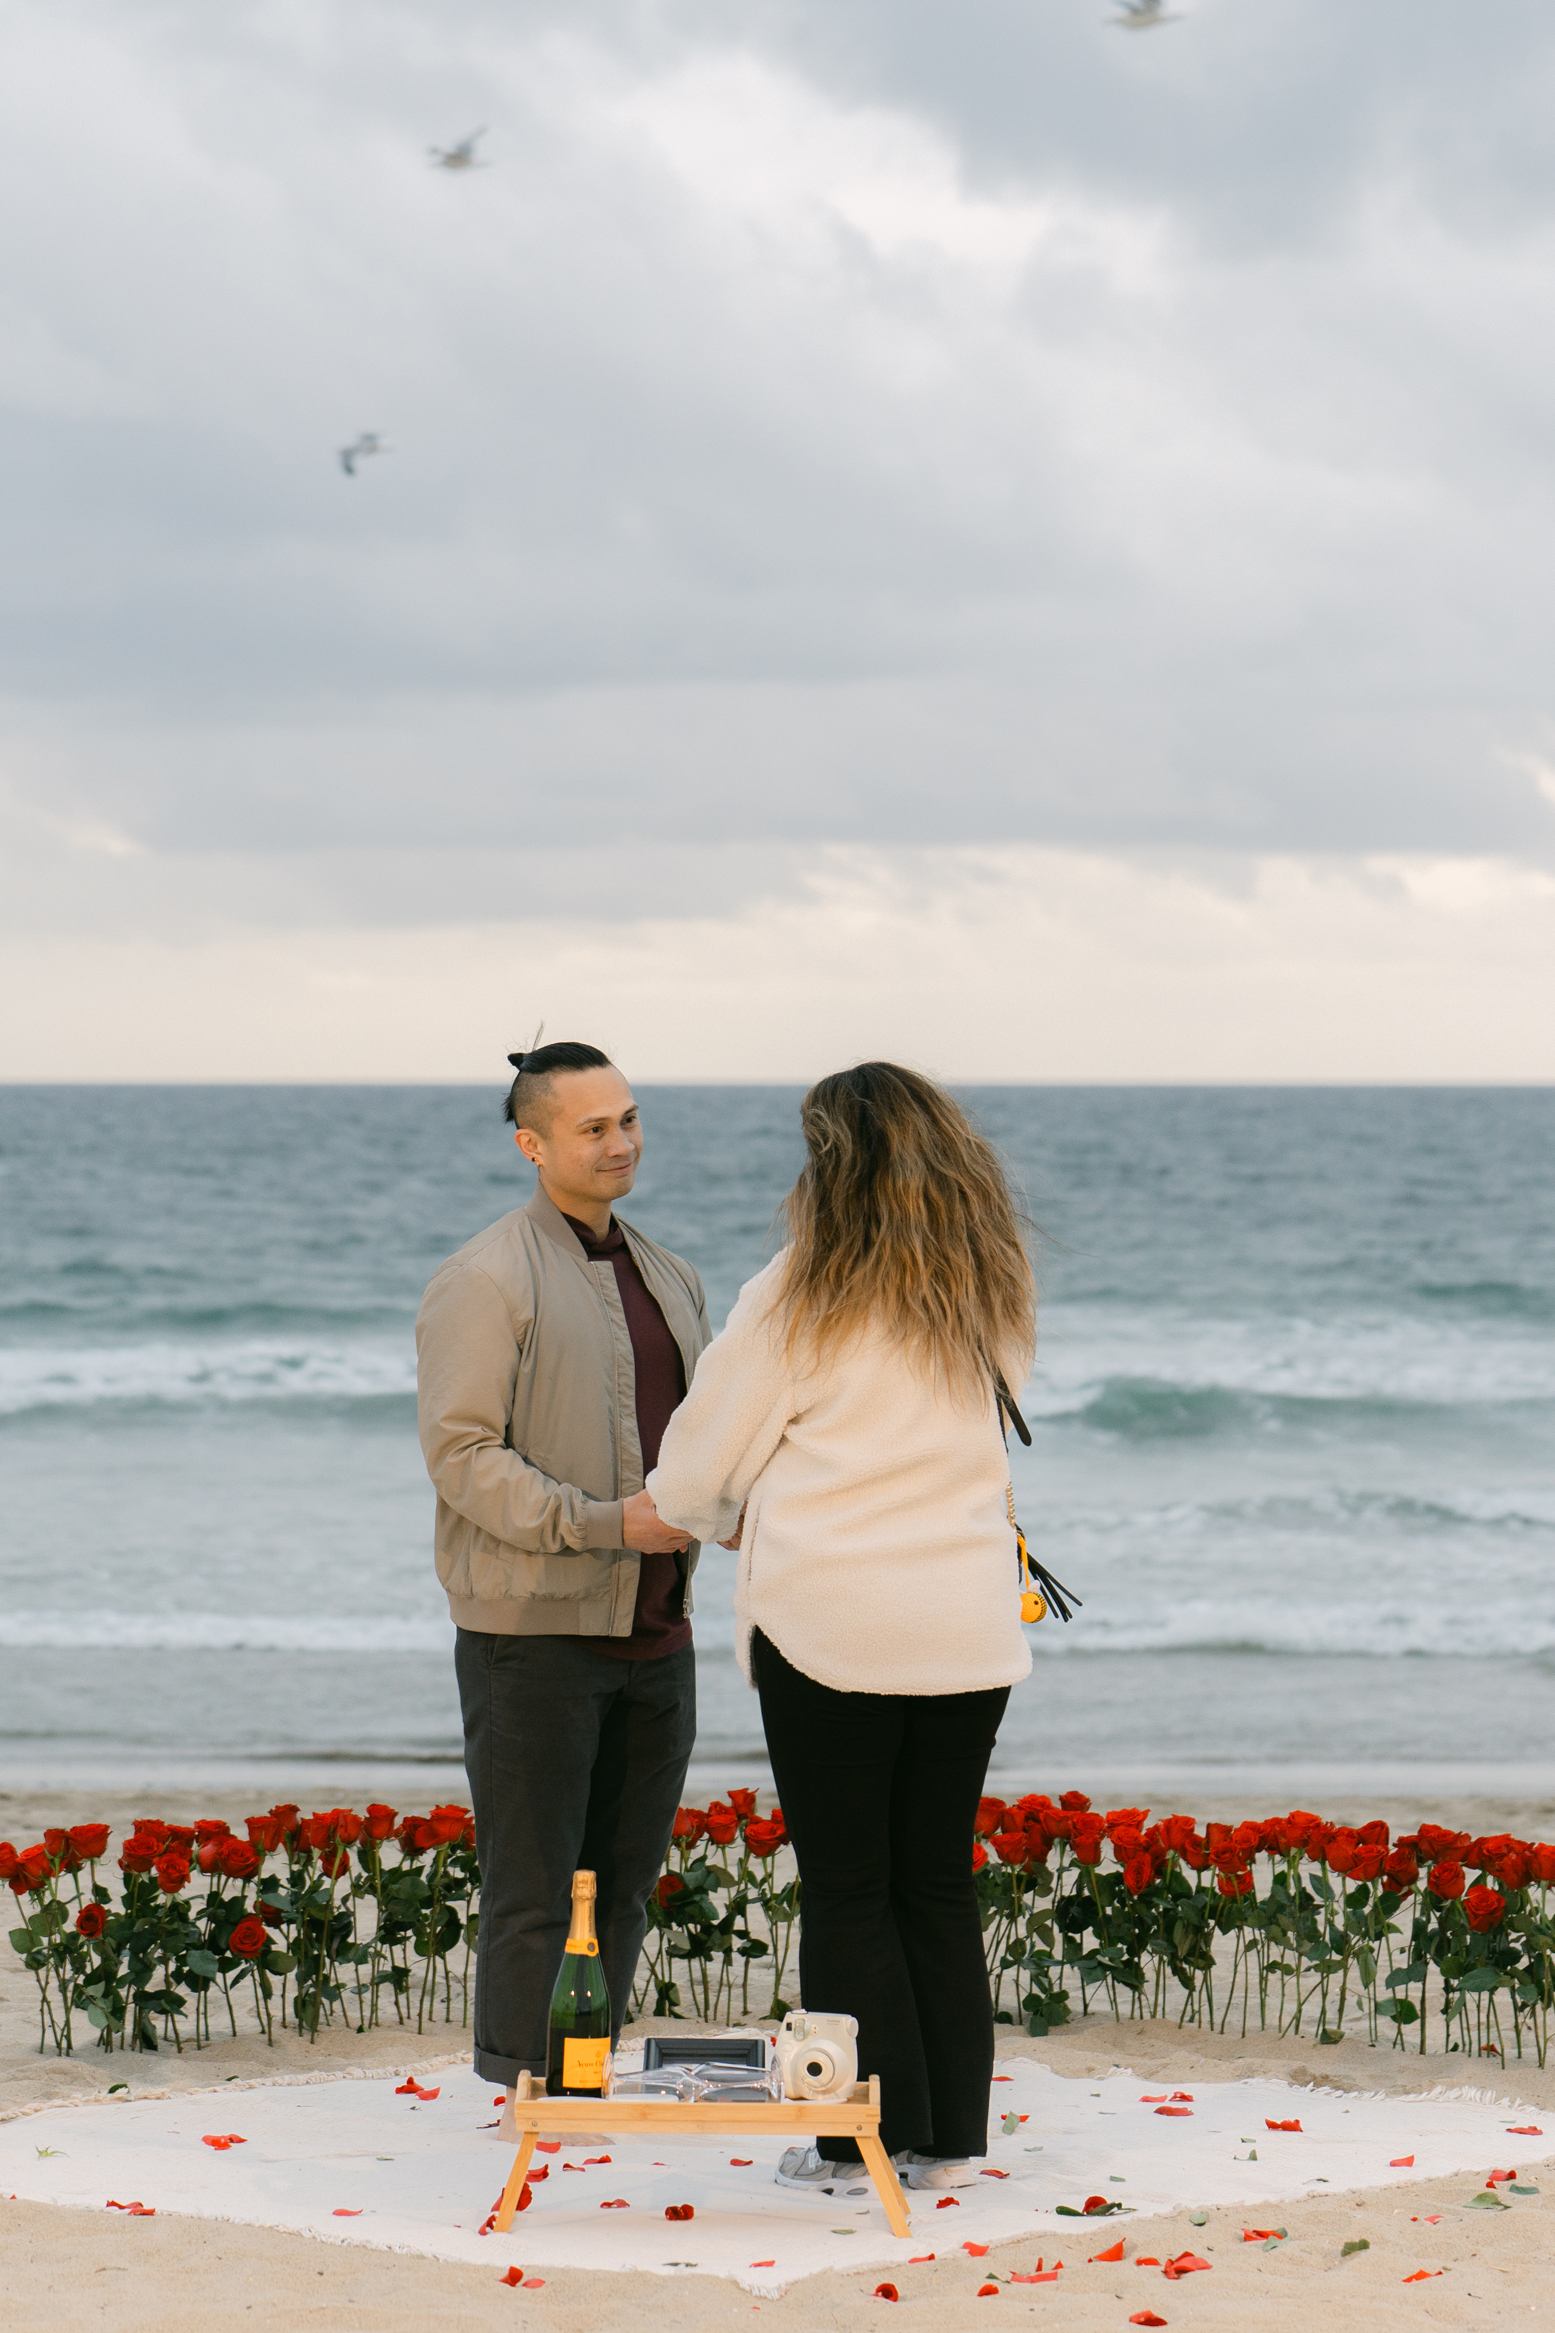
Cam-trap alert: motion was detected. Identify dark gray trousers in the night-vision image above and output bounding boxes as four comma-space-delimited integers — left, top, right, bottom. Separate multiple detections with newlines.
455, 1630, 696, 2084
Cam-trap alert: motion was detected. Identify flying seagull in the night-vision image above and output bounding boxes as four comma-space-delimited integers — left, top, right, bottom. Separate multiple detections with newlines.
430, 127, 487, 170
1113, 0, 1180, 25
338, 432, 387, 478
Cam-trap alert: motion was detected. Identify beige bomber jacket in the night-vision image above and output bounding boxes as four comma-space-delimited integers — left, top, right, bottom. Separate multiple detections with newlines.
415, 1182, 712, 1636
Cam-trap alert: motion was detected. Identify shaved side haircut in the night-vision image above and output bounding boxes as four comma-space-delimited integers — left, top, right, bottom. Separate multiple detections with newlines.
503, 1039, 615, 1134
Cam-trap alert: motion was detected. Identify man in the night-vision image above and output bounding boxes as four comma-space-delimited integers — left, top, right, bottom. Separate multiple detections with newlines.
416, 1039, 708, 2120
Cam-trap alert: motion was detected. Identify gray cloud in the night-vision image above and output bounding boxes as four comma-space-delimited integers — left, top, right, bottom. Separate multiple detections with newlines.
4, 0, 1555, 878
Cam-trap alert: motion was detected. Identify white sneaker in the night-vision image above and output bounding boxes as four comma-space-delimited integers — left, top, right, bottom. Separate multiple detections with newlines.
901, 2154, 976, 2190
774, 2146, 869, 2194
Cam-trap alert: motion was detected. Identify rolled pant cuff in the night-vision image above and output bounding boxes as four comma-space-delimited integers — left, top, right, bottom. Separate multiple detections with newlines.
473, 2046, 546, 2086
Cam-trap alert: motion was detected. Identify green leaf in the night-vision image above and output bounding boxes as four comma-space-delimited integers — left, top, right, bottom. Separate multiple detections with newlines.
1456, 1965, 1507, 1994
1341, 2238, 1370, 2257
183, 1949, 221, 1979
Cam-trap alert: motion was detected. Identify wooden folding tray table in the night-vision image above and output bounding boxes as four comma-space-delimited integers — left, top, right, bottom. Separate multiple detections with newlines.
494, 2069, 912, 2237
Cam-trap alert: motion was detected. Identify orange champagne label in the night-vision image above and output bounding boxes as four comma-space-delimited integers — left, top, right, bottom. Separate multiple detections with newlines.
566, 1937, 599, 1956
562, 2036, 610, 2088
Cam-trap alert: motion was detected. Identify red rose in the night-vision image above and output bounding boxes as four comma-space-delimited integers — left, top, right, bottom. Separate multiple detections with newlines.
76, 1903, 108, 1938
1217, 1867, 1254, 1899
164, 1826, 196, 1851
364, 1803, 398, 1841
1489, 1849, 1529, 1892
672, 1808, 707, 1843
1528, 1843, 1555, 1885
728, 1789, 758, 1819
246, 1816, 285, 1853
398, 1818, 436, 1855
655, 1873, 685, 1906
155, 1853, 191, 1895
1123, 1854, 1156, 1896
423, 1805, 465, 1845
16, 1844, 54, 1892
1428, 1860, 1465, 1901
992, 1830, 1033, 1868
1068, 1815, 1107, 1866
744, 1820, 786, 1859
1358, 1819, 1389, 1848
1350, 1845, 1387, 1883
974, 1798, 1008, 1838
1383, 1849, 1419, 1893
229, 1916, 268, 1960
1464, 1885, 1506, 1933
68, 1824, 111, 1862
1059, 1792, 1092, 1812
1177, 1833, 1210, 1873
216, 1839, 260, 1882
1324, 1828, 1359, 1876
702, 1803, 740, 1846
1416, 1825, 1471, 1865
258, 1900, 287, 1928
44, 1829, 83, 1874
119, 1840, 158, 1875
1283, 1811, 1324, 1853
194, 1820, 233, 1844
1155, 1815, 1197, 1857
971, 1842, 988, 1874
1104, 1807, 1150, 1838
0, 1844, 20, 1885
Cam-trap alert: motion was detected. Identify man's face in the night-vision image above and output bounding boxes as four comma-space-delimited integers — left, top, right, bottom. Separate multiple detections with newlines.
516, 1068, 643, 1210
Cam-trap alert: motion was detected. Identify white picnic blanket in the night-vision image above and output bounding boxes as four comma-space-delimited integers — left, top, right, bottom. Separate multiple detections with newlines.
2, 2054, 1548, 2294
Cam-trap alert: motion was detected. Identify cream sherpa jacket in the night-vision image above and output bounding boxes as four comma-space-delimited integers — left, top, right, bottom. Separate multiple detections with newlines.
647, 1255, 1035, 1696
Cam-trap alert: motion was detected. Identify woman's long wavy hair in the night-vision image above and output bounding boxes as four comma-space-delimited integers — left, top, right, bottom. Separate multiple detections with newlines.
776, 1062, 1036, 1397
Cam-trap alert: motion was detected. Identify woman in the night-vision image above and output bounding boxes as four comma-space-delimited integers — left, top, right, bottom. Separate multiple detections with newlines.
648, 1062, 1036, 2191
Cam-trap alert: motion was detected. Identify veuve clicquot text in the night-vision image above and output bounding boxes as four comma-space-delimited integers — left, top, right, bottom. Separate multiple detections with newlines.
545, 1869, 612, 2096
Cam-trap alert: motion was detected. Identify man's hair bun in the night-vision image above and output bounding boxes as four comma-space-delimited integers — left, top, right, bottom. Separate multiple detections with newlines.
503, 1038, 616, 1128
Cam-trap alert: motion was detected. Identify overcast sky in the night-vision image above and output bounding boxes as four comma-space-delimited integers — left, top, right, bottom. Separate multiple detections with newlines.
4, 0, 1555, 1079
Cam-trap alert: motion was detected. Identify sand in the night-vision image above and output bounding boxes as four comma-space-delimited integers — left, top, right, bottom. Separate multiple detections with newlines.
4, 1788, 1553, 2326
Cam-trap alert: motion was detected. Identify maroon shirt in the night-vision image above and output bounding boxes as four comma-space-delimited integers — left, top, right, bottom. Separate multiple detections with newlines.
563, 1213, 692, 1661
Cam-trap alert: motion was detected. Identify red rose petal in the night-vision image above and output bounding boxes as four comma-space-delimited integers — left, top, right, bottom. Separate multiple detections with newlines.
1130, 2315, 1168, 2327
1403, 2270, 1444, 2282
584, 2154, 612, 2164
1508, 2126, 1542, 2136
1487, 2168, 1517, 2184
731, 2158, 754, 2166
523, 2279, 546, 2290
908, 2253, 935, 2261
395, 2078, 419, 2094
1241, 2229, 1280, 2242
1009, 2273, 1059, 2285
964, 2241, 990, 2256
665, 2203, 695, 2221
976, 2284, 1000, 2296
600, 2198, 630, 2208
332, 2208, 363, 2217
980, 2169, 1009, 2179
535, 2141, 561, 2154
414, 2087, 440, 2102
1081, 2196, 1112, 2214
1390, 2155, 1415, 2168
1265, 2119, 1302, 2132
1136, 2258, 1161, 2267
498, 2266, 523, 2286
1140, 2094, 1167, 2102
1090, 2240, 1125, 2262
751, 2260, 776, 2268
526, 2167, 548, 2183
874, 2284, 899, 2301
201, 2136, 231, 2150
1162, 2252, 1210, 2279
494, 2095, 508, 2105
1154, 2107, 1193, 2117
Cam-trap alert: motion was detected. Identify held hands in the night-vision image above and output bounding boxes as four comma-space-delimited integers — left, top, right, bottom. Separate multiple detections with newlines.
621, 1488, 691, 1555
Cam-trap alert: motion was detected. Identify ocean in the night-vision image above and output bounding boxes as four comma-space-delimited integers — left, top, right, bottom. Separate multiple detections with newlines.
2, 1085, 1553, 1801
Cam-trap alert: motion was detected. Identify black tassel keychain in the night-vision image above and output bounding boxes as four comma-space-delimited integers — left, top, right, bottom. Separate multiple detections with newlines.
995, 1372, 1082, 1627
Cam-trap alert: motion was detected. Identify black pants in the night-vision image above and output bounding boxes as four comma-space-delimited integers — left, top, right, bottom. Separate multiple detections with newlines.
752, 1628, 1008, 2161
455, 1631, 696, 2084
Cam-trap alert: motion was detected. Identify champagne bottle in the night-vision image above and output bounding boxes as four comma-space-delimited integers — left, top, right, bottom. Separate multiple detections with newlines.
545, 1869, 612, 2097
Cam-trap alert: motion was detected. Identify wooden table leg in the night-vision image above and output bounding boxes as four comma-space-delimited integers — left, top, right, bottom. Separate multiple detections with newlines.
494, 2128, 538, 2233
857, 2133, 912, 2240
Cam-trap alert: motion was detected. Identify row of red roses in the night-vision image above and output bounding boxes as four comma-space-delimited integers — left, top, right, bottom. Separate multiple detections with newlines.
968, 1793, 1553, 1933
2, 1801, 475, 1906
